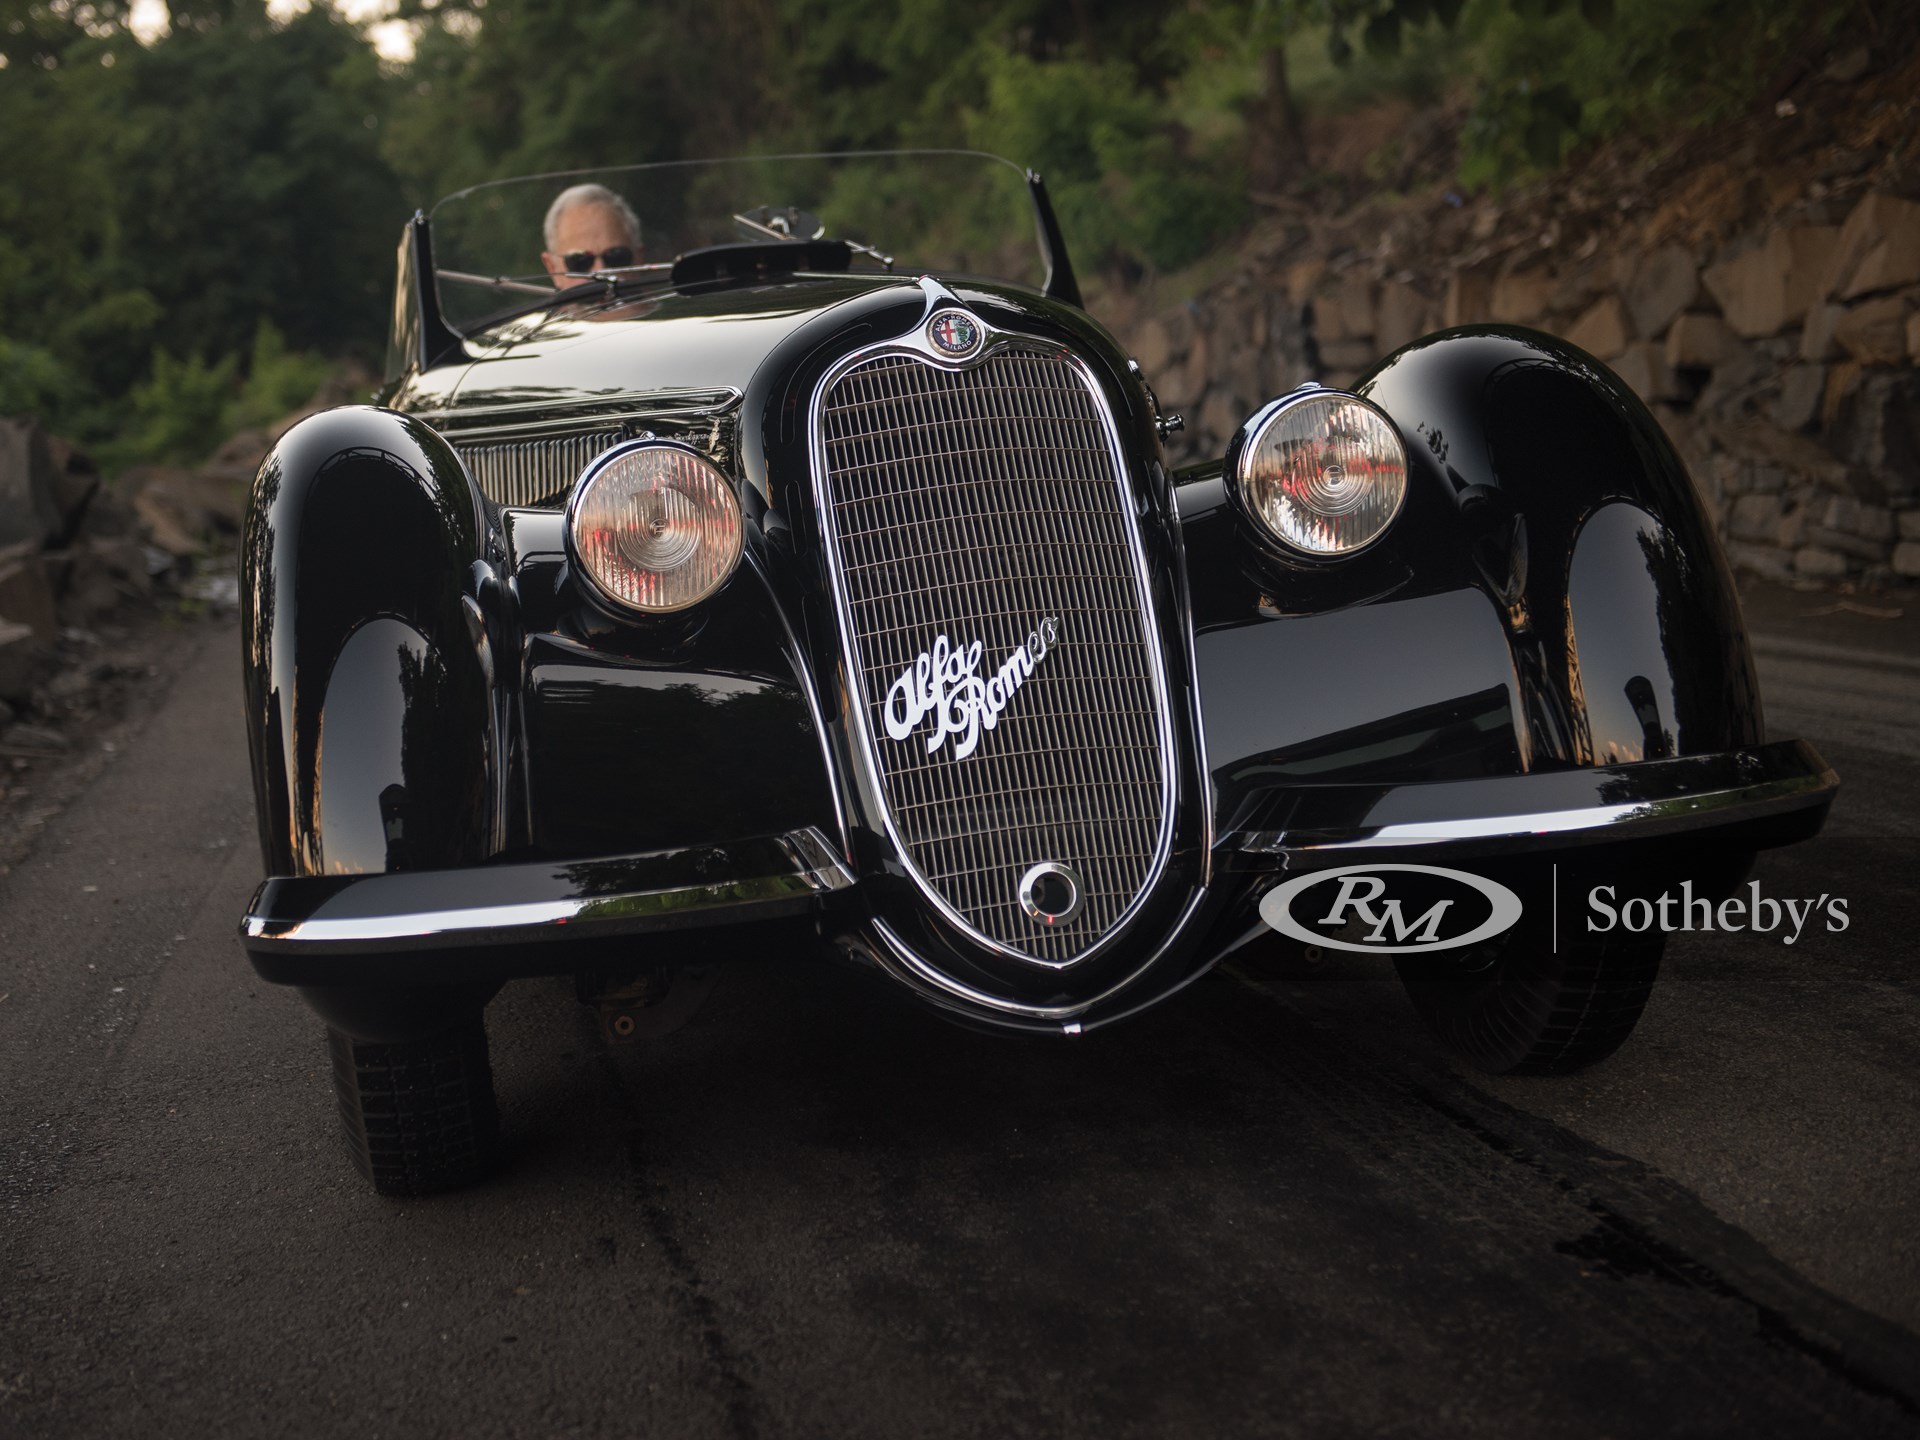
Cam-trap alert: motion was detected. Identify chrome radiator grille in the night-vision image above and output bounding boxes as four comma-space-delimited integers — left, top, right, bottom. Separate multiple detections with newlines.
455, 430, 621, 508
816, 347, 1171, 963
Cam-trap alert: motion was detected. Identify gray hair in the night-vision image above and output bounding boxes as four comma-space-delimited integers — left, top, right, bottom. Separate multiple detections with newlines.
543, 183, 643, 249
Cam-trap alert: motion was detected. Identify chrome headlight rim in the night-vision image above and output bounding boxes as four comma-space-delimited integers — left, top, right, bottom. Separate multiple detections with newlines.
1226, 386, 1410, 561
564, 436, 744, 616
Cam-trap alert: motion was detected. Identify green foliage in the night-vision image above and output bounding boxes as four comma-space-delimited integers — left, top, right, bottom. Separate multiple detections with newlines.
0, 0, 400, 449
965, 49, 1248, 272
1460, 73, 1588, 180
223, 320, 334, 435
1458, 0, 1835, 188
385, 0, 1249, 277
91, 321, 331, 470
0, 339, 77, 423
105, 5, 403, 366
112, 350, 241, 468
0, 0, 1865, 461
1261, 16, 1468, 115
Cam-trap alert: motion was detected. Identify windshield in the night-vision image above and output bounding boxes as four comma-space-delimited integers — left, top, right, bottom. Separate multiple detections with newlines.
429, 150, 1044, 333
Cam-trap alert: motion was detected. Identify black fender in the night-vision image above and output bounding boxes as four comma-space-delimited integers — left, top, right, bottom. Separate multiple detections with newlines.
1180, 326, 1764, 836
242, 405, 502, 880
506, 538, 845, 861
1360, 326, 1761, 767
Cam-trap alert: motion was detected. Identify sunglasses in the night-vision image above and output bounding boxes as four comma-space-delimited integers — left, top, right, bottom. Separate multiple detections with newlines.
561, 246, 636, 271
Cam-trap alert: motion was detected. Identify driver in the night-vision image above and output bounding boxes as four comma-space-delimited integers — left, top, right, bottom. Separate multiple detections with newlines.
541, 184, 644, 288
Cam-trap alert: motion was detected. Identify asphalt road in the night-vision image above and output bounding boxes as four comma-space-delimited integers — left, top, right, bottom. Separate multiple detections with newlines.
3, 597, 1918, 1439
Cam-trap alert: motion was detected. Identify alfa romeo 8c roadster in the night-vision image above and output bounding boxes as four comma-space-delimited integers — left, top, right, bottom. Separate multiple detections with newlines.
238, 151, 1838, 1194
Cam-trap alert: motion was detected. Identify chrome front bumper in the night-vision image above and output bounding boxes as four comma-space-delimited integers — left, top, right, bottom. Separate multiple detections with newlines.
1230, 739, 1836, 860
240, 742, 1835, 990
241, 827, 853, 975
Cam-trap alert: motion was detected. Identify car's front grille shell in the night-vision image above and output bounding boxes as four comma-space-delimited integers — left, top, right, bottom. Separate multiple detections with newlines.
814, 345, 1172, 963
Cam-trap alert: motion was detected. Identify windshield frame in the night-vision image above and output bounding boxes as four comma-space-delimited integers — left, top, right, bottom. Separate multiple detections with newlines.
422, 148, 1079, 338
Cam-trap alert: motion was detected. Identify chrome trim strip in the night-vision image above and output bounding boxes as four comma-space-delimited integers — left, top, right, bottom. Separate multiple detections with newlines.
781, 825, 859, 887
243, 826, 852, 951
745, 544, 854, 859
1163, 461, 1214, 886
248, 897, 582, 944
418, 386, 740, 438
1234, 766, 1835, 855
451, 417, 644, 445
807, 307, 1179, 972
870, 886, 1209, 1022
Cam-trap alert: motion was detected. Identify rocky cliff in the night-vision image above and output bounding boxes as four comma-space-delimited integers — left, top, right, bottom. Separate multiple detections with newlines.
1117, 42, 1920, 590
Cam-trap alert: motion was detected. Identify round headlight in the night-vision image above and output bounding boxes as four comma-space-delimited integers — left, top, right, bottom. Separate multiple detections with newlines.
568, 441, 743, 613
1234, 391, 1408, 556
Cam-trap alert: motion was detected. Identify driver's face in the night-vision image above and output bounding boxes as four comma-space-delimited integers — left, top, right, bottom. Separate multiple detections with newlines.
542, 203, 642, 288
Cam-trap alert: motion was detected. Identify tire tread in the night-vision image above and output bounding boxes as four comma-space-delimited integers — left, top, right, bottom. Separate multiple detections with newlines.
327, 1020, 500, 1196
1399, 928, 1662, 1076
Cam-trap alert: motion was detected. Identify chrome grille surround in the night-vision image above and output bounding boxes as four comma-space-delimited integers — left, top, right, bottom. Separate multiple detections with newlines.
809, 312, 1176, 969
454, 430, 622, 508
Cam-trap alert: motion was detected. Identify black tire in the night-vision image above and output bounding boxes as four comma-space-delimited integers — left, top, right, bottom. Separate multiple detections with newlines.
327, 1017, 501, 1196
1395, 928, 1663, 1076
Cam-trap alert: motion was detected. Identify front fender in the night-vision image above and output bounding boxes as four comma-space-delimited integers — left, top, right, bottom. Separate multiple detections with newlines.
1360, 326, 1761, 766
242, 405, 500, 878
1180, 326, 1764, 838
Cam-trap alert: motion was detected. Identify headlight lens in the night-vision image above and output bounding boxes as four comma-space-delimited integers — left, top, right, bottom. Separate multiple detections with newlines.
569, 441, 743, 613
1235, 392, 1408, 556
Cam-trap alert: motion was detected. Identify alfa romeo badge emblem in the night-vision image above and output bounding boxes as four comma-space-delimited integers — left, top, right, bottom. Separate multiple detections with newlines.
928, 310, 982, 357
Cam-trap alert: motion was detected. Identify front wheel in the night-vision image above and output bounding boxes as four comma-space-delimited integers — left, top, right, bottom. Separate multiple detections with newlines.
327, 1016, 501, 1196
1395, 928, 1663, 1076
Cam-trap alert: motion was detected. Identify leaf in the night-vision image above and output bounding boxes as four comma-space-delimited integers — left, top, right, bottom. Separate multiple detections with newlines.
1430, 0, 1466, 24
1578, 0, 1615, 25
1397, 0, 1433, 26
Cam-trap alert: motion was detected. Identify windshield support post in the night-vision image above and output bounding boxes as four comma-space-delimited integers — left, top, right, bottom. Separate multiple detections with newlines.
1026, 171, 1082, 310
400, 211, 462, 376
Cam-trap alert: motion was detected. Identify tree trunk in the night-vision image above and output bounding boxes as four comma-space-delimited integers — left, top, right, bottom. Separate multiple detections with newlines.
1250, 43, 1307, 192
1066, 0, 1099, 60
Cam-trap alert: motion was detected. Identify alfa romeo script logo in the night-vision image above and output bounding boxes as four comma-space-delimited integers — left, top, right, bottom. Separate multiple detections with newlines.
884, 618, 1060, 760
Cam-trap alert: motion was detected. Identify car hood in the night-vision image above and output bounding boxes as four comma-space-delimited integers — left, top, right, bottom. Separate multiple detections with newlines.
440, 274, 919, 415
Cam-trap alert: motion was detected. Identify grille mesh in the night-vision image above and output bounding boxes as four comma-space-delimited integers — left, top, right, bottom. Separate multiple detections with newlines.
455, 430, 621, 508
818, 347, 1169, 961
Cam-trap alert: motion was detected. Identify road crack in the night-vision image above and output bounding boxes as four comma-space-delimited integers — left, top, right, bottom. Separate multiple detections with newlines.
593, 1049, 764, 1440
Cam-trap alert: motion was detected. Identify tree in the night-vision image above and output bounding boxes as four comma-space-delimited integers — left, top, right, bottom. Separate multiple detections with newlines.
0, 0, 403, 443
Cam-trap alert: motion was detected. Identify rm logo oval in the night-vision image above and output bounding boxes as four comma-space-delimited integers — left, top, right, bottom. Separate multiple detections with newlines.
1258, 863, 1524, 955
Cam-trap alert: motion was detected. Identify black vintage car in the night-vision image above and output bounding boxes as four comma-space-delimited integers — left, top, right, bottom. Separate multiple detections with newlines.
239, 151, 1837, 1195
